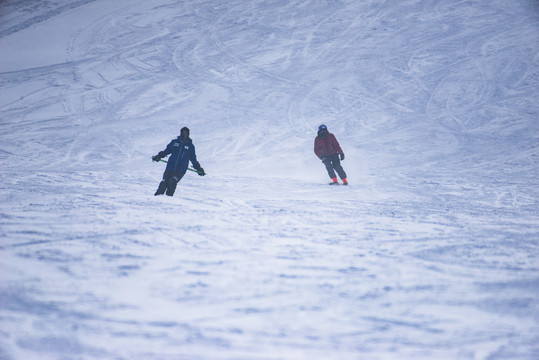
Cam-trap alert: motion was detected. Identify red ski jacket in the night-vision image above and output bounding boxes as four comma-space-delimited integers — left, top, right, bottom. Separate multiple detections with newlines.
314, 132, 343, 158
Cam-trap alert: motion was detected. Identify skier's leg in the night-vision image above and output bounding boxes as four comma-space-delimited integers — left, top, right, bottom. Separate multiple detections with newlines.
154, 170, 172, 195
322, 158, 337, 179
154, 181, 167, 195
165, 172, 184, 196
331, 155, 347, 180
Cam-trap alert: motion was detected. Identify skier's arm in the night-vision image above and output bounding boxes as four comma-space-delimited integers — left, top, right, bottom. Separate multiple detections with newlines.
314, 138, 323, 159
162, 141, 175, 157
335, 140, 344, 160
152, 141, 173, 161
330, 134, 344, 155
190, 146, 205, 176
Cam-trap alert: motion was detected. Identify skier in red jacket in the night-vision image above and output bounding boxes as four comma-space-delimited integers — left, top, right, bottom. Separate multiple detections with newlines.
314, 124, 348, 185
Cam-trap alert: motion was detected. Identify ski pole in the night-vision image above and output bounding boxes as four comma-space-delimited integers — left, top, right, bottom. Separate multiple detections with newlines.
152, 158, 205, 175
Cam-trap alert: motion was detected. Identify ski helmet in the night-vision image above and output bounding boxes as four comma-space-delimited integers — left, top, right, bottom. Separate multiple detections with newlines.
318, 124, 328, 138
180, 127, 190, 136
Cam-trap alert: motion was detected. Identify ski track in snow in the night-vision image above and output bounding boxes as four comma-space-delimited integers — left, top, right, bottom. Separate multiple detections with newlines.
1, 0, 538, 359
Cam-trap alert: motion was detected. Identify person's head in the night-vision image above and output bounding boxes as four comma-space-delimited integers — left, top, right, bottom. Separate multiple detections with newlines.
180, 127, 190, 139
318, 124, 328, 138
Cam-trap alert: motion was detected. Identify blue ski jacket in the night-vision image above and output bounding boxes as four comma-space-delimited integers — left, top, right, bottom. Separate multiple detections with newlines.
159, 136, 201, 174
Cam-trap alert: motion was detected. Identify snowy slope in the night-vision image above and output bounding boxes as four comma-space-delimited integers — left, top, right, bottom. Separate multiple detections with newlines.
1, 0, 538, 359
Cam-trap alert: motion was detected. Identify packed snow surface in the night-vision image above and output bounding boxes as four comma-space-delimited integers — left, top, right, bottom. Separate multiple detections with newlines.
1, 0, 538, 359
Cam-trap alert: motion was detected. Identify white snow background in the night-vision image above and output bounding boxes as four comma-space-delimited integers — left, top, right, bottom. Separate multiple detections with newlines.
1, 0, 538, 359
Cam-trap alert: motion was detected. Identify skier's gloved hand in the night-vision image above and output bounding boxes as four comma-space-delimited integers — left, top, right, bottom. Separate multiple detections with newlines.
339, 153, 345, 161
320, 156, 327, 162
152, 151, 166, 162
194, 165, 205, 176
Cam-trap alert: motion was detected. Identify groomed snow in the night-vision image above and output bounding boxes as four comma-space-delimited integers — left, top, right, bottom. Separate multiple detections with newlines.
1, 0, 538, 359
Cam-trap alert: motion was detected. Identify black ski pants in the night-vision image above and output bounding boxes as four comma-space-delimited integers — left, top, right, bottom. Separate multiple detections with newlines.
322, 154, 347, 180
155, 170, 185, 196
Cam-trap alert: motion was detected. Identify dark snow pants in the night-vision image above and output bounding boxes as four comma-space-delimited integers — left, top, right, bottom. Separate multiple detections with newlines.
154, 170, 185, 196
322, 154, 347, 180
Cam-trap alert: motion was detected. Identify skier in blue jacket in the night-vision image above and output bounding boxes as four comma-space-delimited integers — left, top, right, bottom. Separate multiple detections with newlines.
152, 127, 205, 196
